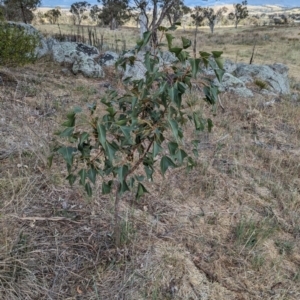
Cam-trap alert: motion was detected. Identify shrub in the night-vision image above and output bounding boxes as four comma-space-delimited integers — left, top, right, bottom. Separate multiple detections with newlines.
52, 26, 224, 246
0, 22, 39, 67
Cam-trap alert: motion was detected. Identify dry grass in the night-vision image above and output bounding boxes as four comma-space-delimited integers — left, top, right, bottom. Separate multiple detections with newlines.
0, 25, 300, 299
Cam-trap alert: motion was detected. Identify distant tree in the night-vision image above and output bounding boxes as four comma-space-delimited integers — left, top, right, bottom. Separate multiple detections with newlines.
165, 0, 191, 26
191, 6, 205, 57
70, 1, 91, 25
3, 0, 41, 24
90, 4, 101, 24
97, 0, 132, 30
44, 8, 61, 24
134, 0, 181, 46
201, 7, 228, 34
228, 1, 249, 28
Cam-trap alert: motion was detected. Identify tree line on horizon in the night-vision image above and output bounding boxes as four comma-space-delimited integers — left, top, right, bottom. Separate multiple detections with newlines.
0, 0, 249, 36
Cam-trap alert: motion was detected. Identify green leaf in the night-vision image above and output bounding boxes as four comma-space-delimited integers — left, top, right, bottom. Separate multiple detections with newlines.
207, 118, 213, 132
214, 68, 225, 83
168, 119, 179, 141
66, 174, 77, 186
129, 177, 135, 189
105, 141, 117, 161
168, 87, 181, 108
144, 165, 154, 181
62, 111, 76, 127
160, 156, 176, 177
119, 180, 130, 195
117, 165, 129, 183
166, 33, 174, 49
85, 182, 92, 196
135, 175, 145, 182
175, 149, 187, 164
188, 58, 201, 78
102, 181, 112, 194
97, 122, 106, 147
48, 154, 54, 168
153, 141, 163, 158
79, 132, 89, 145
120, 126, 133, 145
57, 146, 77, 166
187, 157, 196, 171
170, 47, 182, 57
181, 37, 191, 49
73, 106, 82, 113
136, 31, 151, 51
87, 167, 97, 184
59, 127, 74, 137
193, 112, 205, 131
192, 149, 199, 157
199, 51, 211, 67
136, 183, 149, 200
212, 51, 223, 58
168, 142, 178, 157
78, 169, 87, 186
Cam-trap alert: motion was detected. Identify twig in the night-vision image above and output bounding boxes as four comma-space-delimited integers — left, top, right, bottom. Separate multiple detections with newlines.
9, 214, 81, 224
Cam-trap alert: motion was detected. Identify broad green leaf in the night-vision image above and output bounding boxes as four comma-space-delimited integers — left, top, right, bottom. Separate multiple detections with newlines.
66, 174, 76, 186
129, 177, 135, 189
193, 112, 205, 131
144, 165, 153, 181
97, 122, 106, 147
87, 167, 97, 184
116, 119, 127, 126
135, 175, 145, 182
212, 51, 223, 58
188, 58, 201, 78
166, 33, 174, 49
79, 132, 89, 145
120, 126, 132, 144
57, 146, 77, 166
87, 103, 96, 114
203, 86, 218, 105
160, 156, 176, 177
168, 87, 181, 108
192, 149, 199, 157
85, 182, 92, 196
170, 47, 182, 57
136, 31, 151, 51
199, 51, 210, 67
59, 127, 74, 137
73, 106, 82, 113
168, 119, 179, 141
153, 141, 163, 158
105, 141, 117, 161
102, 181, 112, 194
214, 68, 225, 83
175, 149, 187, 164
78, 169, 87, 186
117, 165, 129, 183
168, 142, 178, 156
62, 111, 76, 127
136, 183, 149, 200
181, 37, 191, 49
119, 180, 130, 195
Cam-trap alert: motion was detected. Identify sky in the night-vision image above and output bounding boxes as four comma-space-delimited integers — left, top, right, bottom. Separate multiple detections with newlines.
41, 1, 299, 9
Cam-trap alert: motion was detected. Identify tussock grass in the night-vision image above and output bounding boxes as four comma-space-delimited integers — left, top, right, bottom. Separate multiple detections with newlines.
0, 25, 300, 299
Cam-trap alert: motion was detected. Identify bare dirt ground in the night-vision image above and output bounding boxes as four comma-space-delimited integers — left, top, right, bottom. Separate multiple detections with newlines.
0, 24, 300, 299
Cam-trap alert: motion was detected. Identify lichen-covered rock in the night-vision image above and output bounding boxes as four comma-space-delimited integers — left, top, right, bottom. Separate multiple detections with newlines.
72, 52, 104, 78
6, 22, 50, 58
52, 42, 99, 64
235, 63, 290, 95
99, 51, 119, 67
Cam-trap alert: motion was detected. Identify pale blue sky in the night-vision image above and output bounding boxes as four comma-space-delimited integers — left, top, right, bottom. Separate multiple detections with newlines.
41, 1, 299, 9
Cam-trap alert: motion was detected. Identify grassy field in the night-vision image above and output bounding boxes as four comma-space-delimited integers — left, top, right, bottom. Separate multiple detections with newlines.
0, 24, 300, 299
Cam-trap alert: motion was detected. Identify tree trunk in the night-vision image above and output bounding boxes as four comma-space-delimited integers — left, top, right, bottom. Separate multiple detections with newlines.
139, 12, 147, 39
110, 17, 117, 30
20, 3, 27, 23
